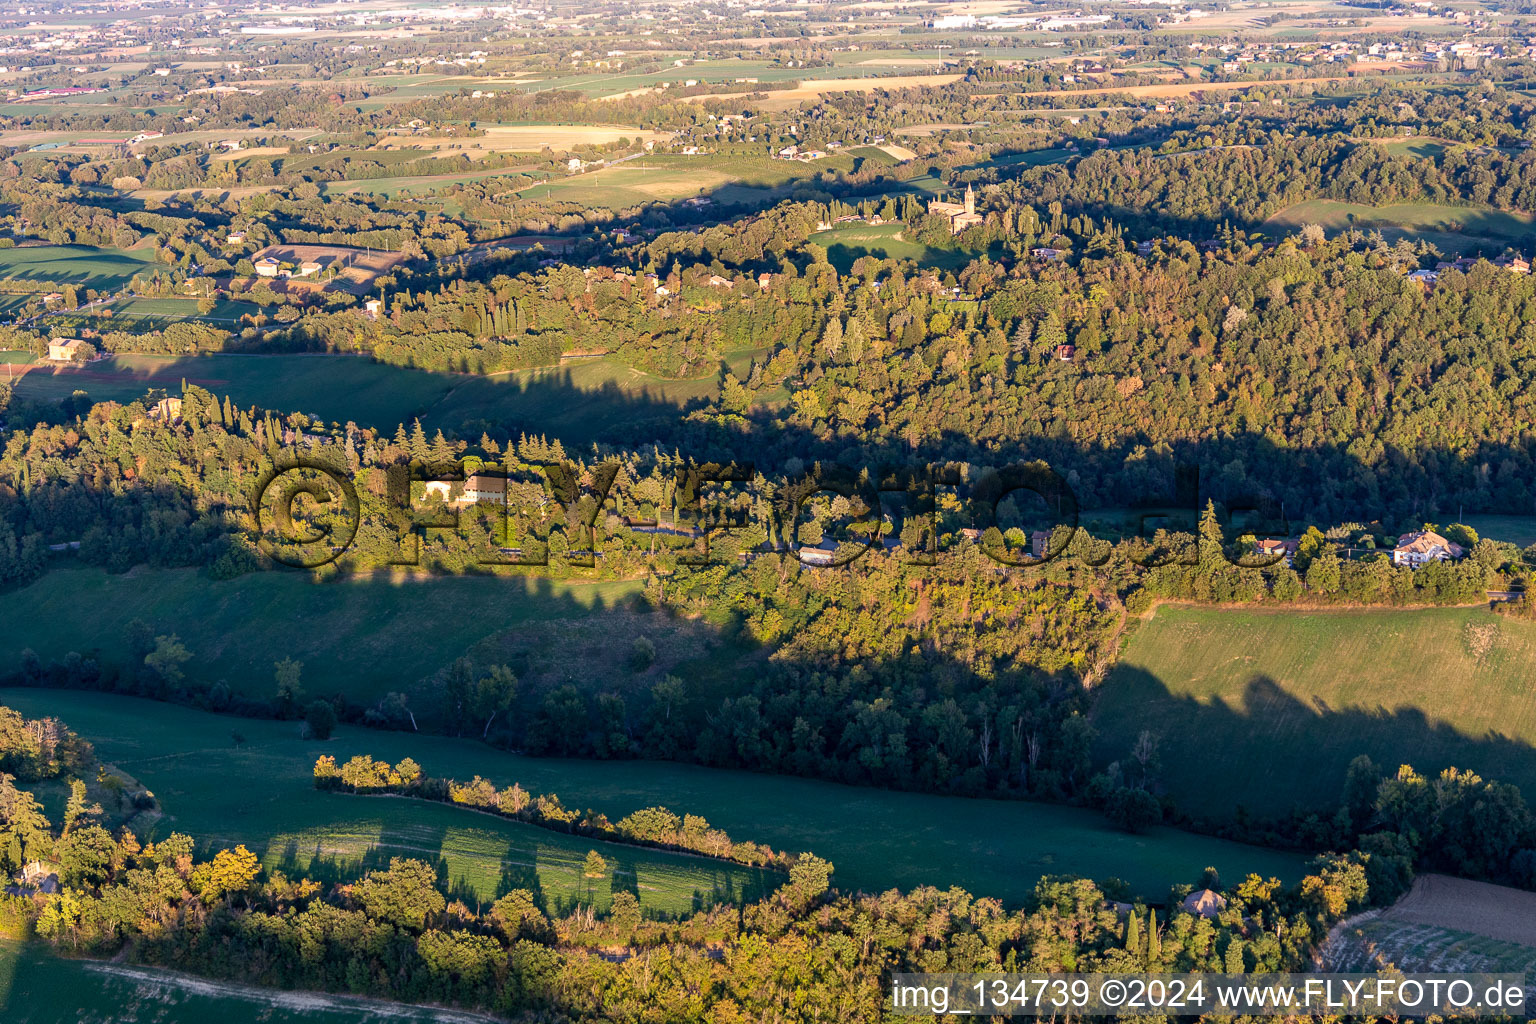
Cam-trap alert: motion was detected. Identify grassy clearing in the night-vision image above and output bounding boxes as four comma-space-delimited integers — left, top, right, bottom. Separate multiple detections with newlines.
10, 349, 755, 445
809, 222, 979, 273
106, 296, 264, 322
1263, 199, 1536, 253
1461, 513, 1536, 548
0, 567, 645, 708
1369, 137, 1452, 160
0, 561, 753, 727
0, 689, 1306, 903
0, 244, 159, 290
322, 166, 527, 198
1094, 605, 1536, 816
517, 152, 884, 209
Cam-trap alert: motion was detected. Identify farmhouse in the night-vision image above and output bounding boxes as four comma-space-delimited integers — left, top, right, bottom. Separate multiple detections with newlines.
1391, 529, 1464, 567
1253, 538, 1298, 565
364, 298, 383, 318
928, 184, 983, 235
46, 338, 89, 362
463, 474, 509, 504
254, 256, 283, 277
295, 259, 323, 277
225, 231, 246, 245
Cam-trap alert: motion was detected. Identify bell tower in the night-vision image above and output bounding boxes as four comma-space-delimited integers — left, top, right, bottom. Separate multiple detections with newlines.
964, 183, 975, 215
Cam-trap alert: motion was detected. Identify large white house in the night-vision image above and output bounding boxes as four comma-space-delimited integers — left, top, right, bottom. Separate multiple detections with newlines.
1391, 530, 1464, 568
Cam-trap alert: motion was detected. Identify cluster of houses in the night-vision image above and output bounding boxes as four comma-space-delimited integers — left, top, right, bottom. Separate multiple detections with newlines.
1407, 254, 1530, 288
1254, 529, 1465, 568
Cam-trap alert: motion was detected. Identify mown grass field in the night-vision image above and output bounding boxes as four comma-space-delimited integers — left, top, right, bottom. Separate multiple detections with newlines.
517, 151, 893, 209
0, 689, 1306, 903
1094, 605, 1536, 816
1368, 137, 1452, 160
0, 244, 159, 290
44, 297, 264, 332
1263, 199, 1536, 253
0, 940, 504, 1024
809, 222, 978, 273
0, 690, 772, 916
11, 349, 759, 445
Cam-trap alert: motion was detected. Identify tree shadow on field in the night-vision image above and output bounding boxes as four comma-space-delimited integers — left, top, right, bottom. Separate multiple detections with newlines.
1093, 667, 1536, 832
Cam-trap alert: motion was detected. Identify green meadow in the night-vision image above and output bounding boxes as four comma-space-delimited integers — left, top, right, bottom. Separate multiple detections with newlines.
1094, 604, 1536, 817
0, 244, 160, 290
1264, 200, 1536, 253
1, 691, 774, 916
11, 349, 760, 445
0, 689, 1307, 903
809, 221, 979, 273
515, 151, 895, 209
0, 567, 646, 708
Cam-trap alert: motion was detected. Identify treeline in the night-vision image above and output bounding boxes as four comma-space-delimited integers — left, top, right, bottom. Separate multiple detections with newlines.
314, 753, 794, 870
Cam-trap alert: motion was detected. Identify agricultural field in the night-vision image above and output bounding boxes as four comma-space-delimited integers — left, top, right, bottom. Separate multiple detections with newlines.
104, 296, 263, 323
1263, 200, 1536, 253
515, 151, 897, 209
375, 124, 667, 154
809, 221, 980, 273
9, 349, 763, 445
40, 297, 263, 334
0, 940, 506, 1024
322, 166, 531, 198
0, 244, 160, 291
1323, 875, 1536, 972
1094, 605, 1536, 816
0, 690, 774, 916
520, 56, 963, 100
0, 689, 1307, 903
